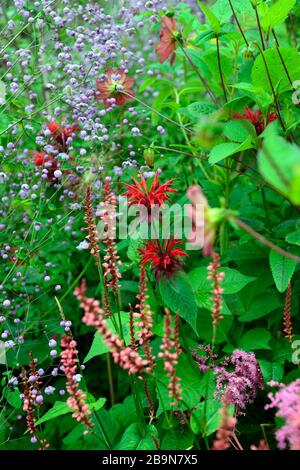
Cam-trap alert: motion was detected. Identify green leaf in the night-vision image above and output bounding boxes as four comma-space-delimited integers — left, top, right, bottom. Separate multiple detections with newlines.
260, 0, 296, 30
116, 423, 158, 450
209, 136, 254, 165
252, 47, 300, 95
161, 428, 194, 450
258, 135, 300, 204
178, 101, 216, 121
159, 272, 198, 334
239, 291, 282, 321
89, 397, 106, 412
190, 400, 234, 436
286, 231, 300, 246
35, 401, 72, 425
239, 328, 272, 350
35, 397, 106, 426
84, 312, 131, 362
197, 1, 221, 34
258, 360, 284, 382
223, 119, 257, 143
269, 250, 296, 293
156, 354, 202, 414
3, 388, 22, 409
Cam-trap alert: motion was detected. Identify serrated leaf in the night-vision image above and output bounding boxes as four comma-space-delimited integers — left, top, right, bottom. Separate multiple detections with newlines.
239, 328, 271, 350
223, 119, 257, 143
252, 47, 300, 95
269, 250, 296, 293
258, 359, 284, 382
178, 101, 216, 120
260, 0, 296, 30
159, 272, 198, 334
258, 135, 300, 204
239, 291, 282, 321
286, 231, 300, 246
209, 136, 254, 165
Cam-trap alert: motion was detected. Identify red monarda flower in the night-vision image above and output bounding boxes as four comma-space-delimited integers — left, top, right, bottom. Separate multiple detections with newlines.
156, 16, 177, 65
123, 173, 176, 211
232, 107, 277, 135
96, 68, 134, 108
139, 238, 188, 279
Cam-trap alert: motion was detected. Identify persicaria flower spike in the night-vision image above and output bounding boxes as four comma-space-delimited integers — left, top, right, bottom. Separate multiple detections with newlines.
134, 266, 155, 371
283, 281, 293, 344
159, 309, 182, 406
232, 107, 277, 135
139, 238, 188, 280
187, 185, 216, 256
75, 280, 150, 375
60, 335, 94, 433
100, 178, 122, 295
211, 398, 237, 451
207, 252, 224, 331
156, 16, 177, 65
84, 185, 100, 258
96, 68, 134, 108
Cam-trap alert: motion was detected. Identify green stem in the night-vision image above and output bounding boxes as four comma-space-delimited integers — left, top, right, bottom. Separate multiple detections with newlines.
254, 5, 265, 50
254, 42, 285, 131
272, 29, 295, 89
228, 0, 249, 46
106, 352, 115, 406
230, 216, 300, 263
216, 35, 227, 103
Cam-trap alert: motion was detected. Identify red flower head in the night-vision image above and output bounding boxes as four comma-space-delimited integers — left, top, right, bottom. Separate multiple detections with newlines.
232, 107, 277, 135
156, 16, 177, 65
96, 68, 134, 108
47, 121, 79, 149
123, 173, 177, 212
139, 238, 188, 280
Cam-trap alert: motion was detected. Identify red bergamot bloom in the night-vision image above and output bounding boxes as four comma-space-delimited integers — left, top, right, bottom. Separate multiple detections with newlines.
232, 107, 277, 135
139, 238, 188, 280
123, 173, 177, 211
96, 68, 134, 108
156, 16, 177, 65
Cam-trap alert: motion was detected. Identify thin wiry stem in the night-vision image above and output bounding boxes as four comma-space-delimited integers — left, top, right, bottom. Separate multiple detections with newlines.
228, 0, 249, 46
254, 42, 285, 131
216, 35, 227, 103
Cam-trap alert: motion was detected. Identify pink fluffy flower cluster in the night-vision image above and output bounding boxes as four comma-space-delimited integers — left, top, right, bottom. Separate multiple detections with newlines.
266, 379, 300, 450
215, 350, 263, 414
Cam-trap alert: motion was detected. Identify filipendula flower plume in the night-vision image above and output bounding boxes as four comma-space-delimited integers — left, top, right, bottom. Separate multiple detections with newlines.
266, 379, 300, 450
